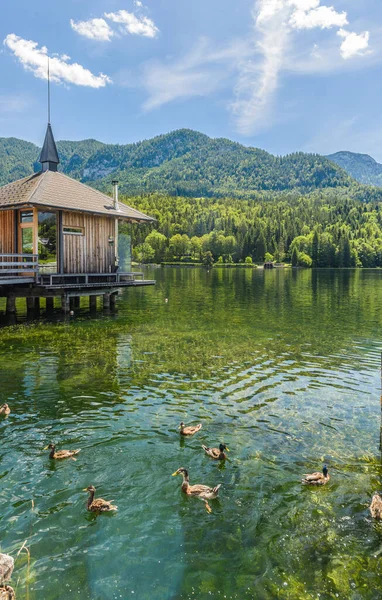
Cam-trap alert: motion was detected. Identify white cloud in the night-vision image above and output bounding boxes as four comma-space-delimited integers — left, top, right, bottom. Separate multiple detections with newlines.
338, 29, 370, 60
290, 5, 348, 30
230, 0, 372, 135
70, 18, 114, 42
4, 34, 111, 88
104, 10, 159, 38
142, 39, 245, 110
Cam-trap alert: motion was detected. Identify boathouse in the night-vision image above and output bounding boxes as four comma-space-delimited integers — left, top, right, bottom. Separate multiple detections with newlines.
0, 123, 155, 313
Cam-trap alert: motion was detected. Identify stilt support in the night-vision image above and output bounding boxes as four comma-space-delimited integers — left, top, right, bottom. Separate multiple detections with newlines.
110, 293, 117, 309
34, 297, 40, 311
6, 297, 16, 314
61, 295, 70, 313
89, 295, 97, 311
26, 297, 35, 311
74, 297, 80, 308
46, 297, 54, 311
103, 293, 111, 310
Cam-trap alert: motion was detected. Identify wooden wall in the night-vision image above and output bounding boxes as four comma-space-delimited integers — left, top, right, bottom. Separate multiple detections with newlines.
0, 210, 15, 253
62, 211, 116, 273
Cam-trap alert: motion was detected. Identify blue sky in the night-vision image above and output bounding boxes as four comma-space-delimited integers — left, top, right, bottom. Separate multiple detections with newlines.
1, 0, 382, 159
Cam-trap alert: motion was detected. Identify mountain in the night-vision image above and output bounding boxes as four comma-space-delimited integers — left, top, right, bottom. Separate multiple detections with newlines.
0, 129, 355, 198
327, 151, 382, 187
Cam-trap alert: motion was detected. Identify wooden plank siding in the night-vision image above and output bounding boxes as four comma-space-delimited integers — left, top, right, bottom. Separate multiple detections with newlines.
62, 211, 115, 274
0, 210, 15, 254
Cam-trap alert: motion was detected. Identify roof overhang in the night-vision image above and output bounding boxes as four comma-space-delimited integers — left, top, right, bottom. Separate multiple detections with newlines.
0, 202, 155, 222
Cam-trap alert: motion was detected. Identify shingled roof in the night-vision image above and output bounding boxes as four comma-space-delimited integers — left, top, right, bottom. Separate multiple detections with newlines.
0, 170, 154, 222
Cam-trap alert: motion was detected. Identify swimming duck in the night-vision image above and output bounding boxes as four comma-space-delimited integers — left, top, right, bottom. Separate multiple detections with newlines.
172, 467, 221, 513
302, 465, 330, 485
179, 422, 202, 436
0, 553, 15, 600
0, 404, 10, 416
202, 443, 229, 460
83, 485, 117, 512
369, 493, 382, 519
44, 443, 81, 460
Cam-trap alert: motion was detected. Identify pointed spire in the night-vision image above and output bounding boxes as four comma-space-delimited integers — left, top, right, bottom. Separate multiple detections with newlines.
39, 123, 60, 172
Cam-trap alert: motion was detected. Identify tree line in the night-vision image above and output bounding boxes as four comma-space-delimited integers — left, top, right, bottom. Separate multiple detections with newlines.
122, 189, 382, 267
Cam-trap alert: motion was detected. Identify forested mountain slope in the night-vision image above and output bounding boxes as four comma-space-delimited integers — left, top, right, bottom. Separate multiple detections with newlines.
0, 129, 355, 197
327, 151, 382, 188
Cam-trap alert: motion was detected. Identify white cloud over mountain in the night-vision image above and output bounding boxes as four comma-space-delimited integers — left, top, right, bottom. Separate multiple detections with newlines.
3, 34, 111, 88
232, 0, 370, 134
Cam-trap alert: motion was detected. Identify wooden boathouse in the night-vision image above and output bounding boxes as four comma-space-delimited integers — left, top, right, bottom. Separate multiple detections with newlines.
0, 123, 155, 313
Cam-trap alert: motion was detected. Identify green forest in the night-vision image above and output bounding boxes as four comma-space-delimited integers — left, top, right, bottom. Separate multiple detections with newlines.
126, 189, 382, 268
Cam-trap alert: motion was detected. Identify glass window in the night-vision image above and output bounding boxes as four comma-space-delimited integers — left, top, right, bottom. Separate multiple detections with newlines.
21, 228, 33, 254
38, 211, 57, 272
20, 210, 34, 223
63, 226, 84, 235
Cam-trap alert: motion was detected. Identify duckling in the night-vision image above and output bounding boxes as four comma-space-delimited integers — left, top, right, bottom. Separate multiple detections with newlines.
44, 443, 81, 460
369, 493, 382, 519
83, 485, 117, 512
179, 422, 202, 436
202, 443, 229, 460
0, 404, 10, 416
0, 586, 15, 600
302, 464, 330, 486
172, 467, 221, 513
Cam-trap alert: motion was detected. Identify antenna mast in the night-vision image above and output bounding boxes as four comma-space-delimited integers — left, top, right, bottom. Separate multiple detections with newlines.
48, 56, 51, 124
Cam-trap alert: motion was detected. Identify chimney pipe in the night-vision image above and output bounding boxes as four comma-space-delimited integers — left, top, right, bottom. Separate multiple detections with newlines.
112, 180, 119, 211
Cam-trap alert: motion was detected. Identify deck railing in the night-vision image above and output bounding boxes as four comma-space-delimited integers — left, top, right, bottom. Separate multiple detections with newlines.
39, 271, 146, 287
0, 254, 39, 281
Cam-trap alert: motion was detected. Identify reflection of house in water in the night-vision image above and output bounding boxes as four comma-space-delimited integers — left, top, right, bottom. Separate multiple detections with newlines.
0, 122, 155, 314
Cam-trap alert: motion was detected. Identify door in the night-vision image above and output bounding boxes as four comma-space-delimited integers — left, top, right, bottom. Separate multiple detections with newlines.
18, 208, 37, 274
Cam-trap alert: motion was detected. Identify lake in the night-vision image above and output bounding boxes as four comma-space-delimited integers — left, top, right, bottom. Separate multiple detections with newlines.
0, 267, 381, 600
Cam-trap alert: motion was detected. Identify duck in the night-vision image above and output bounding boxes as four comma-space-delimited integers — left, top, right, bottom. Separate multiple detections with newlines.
369, 492, 382, 519
202, 443, 229, 460
302, 464, 330, 486
44, 443, 81, 460
179, 422, 202, 436
0, 404, 10, 416
84, 485, 117, 512
0, 553, 15, 600
172, 467, 221, 513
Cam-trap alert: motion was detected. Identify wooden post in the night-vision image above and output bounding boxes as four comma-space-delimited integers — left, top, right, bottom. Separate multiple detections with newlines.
89, 295, 97, 311
110, 293, 117, 309
103, 293, 111, 310
46, 297, 54, 311
26, 297, 34, 311
74, 296, 80, 308
61, 295, 70, 313
34, 297, 40, 311
6, 297, 16, 314
69, 297, 76, 310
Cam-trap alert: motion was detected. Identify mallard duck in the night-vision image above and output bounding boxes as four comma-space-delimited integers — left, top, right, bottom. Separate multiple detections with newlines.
172, 467, 221, 513
179, 422, 202, 436
83, 485, 117, 512
0, 404, 10, 416
44, 443, 81, 460
0, 586, 15, 600
369, 493, 382, 519
202, 443, 229, 460
302, 465, 330, 485
0, 553, 15, 600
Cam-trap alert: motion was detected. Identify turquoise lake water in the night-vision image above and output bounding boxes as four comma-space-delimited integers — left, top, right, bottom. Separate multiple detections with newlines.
0, 267, 381, 599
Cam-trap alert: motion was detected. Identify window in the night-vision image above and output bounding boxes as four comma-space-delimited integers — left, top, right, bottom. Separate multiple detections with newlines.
63, 226, 84, 235
20, 210, 34, 223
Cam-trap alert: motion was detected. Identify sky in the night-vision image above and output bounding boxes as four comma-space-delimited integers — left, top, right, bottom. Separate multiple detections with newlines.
1, 0, 382, 159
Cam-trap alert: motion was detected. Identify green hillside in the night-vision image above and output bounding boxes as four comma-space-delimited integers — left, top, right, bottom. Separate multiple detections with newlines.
327, 151, 382, 187
0, 129, 354, 197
